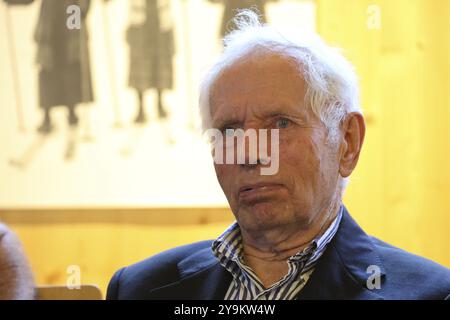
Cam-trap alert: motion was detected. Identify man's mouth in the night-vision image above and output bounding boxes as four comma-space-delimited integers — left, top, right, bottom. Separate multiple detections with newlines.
238, 183, 284, 203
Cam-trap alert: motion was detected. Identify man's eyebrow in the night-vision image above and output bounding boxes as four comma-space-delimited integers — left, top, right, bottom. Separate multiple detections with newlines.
263, 109, 309, 122
212, 118, 242, 130
264, 110, 291, 118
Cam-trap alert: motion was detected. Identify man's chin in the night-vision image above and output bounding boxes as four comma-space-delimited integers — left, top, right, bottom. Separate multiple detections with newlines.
238, 201, 290, 229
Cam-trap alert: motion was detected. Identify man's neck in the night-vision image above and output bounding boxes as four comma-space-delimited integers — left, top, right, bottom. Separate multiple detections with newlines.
240, 201, 341, 288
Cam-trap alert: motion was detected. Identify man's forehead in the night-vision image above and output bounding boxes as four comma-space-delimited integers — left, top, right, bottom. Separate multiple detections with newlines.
209, 52, 307, 119
213, 52, 302, 87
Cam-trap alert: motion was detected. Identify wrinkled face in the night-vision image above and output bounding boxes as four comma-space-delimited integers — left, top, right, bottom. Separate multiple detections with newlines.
210, 53, 342, 234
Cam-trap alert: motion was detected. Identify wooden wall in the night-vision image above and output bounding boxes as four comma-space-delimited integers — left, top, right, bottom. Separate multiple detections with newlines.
0, 208, 234, 298
316, 0, 450, 267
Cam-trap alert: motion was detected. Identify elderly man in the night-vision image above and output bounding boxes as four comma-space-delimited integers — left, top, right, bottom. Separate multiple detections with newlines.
107, 11, 450, 300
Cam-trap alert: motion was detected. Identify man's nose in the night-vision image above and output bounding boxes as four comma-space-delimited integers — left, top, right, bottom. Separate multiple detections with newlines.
236, 129, 271, 169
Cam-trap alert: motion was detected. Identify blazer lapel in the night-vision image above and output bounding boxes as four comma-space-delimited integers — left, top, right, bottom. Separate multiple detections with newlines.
146, 247, 232, 299
297, 207, 386, 300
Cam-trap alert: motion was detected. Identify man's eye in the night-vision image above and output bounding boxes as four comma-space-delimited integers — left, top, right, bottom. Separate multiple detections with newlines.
224, 128, 235, 137
276, 118, 291, 128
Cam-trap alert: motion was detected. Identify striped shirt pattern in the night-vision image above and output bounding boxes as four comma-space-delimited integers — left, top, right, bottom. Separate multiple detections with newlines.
212, 206, 343, 300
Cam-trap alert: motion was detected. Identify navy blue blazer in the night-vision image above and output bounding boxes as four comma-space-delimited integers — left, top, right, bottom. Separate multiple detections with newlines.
106, 207, 450, 300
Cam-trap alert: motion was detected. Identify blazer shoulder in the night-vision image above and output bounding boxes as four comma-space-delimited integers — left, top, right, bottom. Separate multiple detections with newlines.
106, 240, 213, 299
370, 236, 450, 299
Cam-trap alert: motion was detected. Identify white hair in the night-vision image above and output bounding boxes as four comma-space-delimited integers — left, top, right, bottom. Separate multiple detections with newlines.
199, 10, 362, 193
199, 9, 362, 133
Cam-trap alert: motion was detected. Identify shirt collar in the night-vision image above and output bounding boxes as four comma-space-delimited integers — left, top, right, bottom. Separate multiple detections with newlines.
212, 205, 344, 267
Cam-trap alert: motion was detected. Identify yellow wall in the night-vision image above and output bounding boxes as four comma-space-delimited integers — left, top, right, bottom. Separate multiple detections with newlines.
317, 0, 450, 266
1, 0, 449, 299
0, 208, 234, 298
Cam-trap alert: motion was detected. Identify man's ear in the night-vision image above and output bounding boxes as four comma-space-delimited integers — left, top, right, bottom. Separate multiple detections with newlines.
338, 112, 366, 178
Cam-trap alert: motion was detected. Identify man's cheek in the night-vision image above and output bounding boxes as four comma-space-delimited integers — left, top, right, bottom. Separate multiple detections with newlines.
215, 165, 229, 189
214, 163, 224, 178
278, 144, 300, 169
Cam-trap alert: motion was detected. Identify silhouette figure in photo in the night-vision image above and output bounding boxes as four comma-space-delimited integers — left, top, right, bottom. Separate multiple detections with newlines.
34, 0, 94, 134
127, 0, 175, 124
